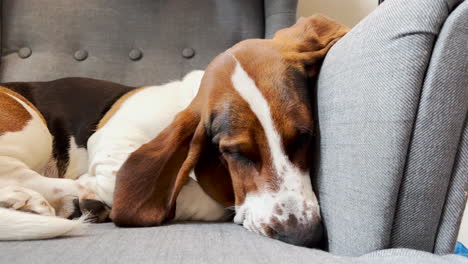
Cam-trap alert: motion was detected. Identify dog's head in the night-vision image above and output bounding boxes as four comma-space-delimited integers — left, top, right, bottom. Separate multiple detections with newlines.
111, 15, 348, 246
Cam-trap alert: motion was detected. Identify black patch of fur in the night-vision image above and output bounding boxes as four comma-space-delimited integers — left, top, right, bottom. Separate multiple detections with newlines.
79, 199, 111, 223
3, 77, 135, 147
2, 78, 136, 176
67, 198, 83, 219
49, 118, 70, 177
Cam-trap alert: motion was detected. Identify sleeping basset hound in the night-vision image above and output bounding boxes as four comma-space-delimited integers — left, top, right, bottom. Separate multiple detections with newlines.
0, 15, 348, 246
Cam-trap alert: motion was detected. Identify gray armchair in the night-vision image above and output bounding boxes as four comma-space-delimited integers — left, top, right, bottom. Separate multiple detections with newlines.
1, 0, 466, 263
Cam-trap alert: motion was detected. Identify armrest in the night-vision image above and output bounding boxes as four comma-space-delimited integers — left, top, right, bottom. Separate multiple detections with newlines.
314, 0, 465, 256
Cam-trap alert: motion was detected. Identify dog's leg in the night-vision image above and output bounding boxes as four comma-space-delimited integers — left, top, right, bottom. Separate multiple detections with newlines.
0, 156, 110, 221
87, 127, 142, 207
0, 90, 109, 222
0, 156, 76, 217
0, 186, 55, 216
75, 173, 111, 222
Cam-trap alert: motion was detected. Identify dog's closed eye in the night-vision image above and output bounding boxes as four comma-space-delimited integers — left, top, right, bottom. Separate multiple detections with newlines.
220, 146, 254, 165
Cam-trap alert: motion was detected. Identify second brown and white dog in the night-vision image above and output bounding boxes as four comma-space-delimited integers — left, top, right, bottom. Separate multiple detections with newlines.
0, 15, 348, 246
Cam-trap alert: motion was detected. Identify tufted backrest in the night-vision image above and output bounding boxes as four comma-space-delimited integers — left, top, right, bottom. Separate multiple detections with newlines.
0, 0, 297, 86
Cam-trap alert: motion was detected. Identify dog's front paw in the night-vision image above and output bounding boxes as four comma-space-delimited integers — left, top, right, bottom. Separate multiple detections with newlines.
54, 195, 81, 219
76, 174, 111, 223
79, 199, 111, 223
56, 193, 111, 223
54, 196, 111, 223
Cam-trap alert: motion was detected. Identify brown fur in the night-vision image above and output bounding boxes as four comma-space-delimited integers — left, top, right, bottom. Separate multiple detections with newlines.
111, 108, 202, 226
195, 15, 349, 206
0, 88, 33, 136
111, 15, 349, 227
0, 87, 46, 129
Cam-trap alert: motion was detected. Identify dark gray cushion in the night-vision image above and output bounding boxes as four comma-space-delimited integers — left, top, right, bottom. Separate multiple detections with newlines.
0, 0, 297, 85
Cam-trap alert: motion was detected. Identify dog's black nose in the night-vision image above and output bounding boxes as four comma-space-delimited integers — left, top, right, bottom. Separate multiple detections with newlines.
276, 220, 323, 247
259, 214, 323, 247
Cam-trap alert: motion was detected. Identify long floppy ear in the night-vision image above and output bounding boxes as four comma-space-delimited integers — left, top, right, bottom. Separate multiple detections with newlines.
110, 108, 206, 227
274, 14, 349, 76
193, 140, 235, 208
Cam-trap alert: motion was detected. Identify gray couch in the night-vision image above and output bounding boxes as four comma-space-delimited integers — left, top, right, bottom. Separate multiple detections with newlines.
1, 0, 467, 263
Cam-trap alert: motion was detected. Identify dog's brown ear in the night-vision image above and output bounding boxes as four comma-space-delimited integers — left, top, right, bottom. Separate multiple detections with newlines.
274, 15, 349, 76
194, 142, 235, 208
110, 108, 206, 227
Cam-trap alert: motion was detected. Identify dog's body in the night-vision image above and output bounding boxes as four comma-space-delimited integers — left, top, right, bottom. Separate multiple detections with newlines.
0, 15, 348, 245
0, 72, 225, 240
0, 79, 135, 239
87, 71, 225, 221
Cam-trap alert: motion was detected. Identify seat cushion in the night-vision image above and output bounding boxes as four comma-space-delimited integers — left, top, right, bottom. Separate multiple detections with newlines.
0, 223, 465, 264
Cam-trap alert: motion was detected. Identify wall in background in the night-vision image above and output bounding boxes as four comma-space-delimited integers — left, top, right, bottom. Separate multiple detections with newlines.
297, 0, 378, 27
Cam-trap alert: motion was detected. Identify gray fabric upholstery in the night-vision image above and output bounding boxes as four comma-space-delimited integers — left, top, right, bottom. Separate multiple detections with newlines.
435, 118, 468, 254
264, 0, 298, 38
426, 2, 468, 253
0, 0, 297, 85
315, 0, 467, 256
0, 0, 467, 262
0, 223, 465, 264
392, 0, 468, 252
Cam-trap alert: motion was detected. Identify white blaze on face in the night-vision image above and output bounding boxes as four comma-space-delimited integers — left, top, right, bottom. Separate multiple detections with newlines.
229, 56, 319, 235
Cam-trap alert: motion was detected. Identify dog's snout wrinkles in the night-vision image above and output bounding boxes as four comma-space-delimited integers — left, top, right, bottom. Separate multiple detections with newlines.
234, 190, 322, 246
258, 200, 322, 246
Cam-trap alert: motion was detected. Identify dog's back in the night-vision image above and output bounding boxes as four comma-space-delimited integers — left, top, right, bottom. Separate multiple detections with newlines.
2, 78, 135, 178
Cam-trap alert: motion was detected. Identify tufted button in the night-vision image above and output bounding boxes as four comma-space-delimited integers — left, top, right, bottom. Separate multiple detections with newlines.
18, 47, 32, 59
182, 48, 195, 59
129, 49, 143, 61
74, 50, 88, 61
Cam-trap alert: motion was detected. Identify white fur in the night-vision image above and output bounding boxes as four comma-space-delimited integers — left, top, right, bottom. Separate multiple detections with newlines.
174, 176, 227, 221
0, 94, 53, 172
0, 208, 85, 240
0, 186, 55, 216
89, 71, 227, 221
63, 137, 89, 179
0, 93, 86, 240
230, 58, 319, 230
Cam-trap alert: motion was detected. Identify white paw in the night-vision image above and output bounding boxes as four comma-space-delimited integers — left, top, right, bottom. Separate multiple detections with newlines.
0, 186, 55, 216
